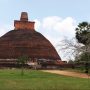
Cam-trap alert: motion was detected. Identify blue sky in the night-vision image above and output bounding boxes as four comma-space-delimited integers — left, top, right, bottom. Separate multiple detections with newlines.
0, 0, 90, 60
0, 0, 90, 24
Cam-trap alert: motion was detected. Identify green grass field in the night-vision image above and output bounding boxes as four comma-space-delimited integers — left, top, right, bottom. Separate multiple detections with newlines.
0, 69, 90, 90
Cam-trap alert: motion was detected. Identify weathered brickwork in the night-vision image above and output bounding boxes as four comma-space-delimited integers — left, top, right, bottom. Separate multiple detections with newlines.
0, 12, 63, 68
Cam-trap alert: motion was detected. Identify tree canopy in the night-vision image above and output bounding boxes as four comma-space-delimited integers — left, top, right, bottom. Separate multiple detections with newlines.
75, 22, 90, 45
75, 22, 90, 73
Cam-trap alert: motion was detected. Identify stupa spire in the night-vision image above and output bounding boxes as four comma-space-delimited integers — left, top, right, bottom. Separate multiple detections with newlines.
20, 12, 28, 21
14, 12, 35, 30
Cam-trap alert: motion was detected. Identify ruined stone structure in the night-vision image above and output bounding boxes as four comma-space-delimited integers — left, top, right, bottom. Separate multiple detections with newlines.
0, 12, 64, 68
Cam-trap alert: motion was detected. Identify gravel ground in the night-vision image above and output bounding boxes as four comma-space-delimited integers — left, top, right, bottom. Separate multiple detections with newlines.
42, 70, 90, 78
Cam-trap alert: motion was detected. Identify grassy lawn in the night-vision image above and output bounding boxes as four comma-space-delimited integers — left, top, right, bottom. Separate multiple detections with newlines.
0, 69, 90, 90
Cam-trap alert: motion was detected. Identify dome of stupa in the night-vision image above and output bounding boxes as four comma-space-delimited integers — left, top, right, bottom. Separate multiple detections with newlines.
0, 12, 61, 61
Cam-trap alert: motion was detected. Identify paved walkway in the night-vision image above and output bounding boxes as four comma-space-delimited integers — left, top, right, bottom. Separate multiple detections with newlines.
42, 70, 90, 78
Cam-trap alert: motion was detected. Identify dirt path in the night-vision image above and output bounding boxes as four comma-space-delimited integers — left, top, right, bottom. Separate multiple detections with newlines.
42, 70, 90, 78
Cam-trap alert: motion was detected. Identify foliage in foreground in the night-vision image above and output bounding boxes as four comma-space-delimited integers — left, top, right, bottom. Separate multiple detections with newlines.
0, 69, 90, 90
17, 55, 29, 76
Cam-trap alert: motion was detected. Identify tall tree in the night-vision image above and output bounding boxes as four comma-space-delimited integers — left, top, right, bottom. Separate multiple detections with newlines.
75, 22, 90, 45
75, 22, 90, 73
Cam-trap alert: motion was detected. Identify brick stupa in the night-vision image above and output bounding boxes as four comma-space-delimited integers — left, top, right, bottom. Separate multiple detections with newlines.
0, 12, 63, 68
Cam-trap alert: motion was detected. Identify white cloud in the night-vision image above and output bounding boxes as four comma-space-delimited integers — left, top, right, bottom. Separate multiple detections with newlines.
42, 16, 76, 38
34, 19, 41, 30
36, 16, 77, 49
0, 24, 13, 36
38, 16, 77, 61
42, 16, 62, 30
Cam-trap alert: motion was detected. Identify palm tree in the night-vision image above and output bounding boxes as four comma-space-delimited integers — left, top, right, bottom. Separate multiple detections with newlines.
75, 22, 90, 73
75, 22, 90, 45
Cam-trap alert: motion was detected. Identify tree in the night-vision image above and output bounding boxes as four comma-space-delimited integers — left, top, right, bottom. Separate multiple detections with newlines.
57, 37, 83, 61
57, 22, 90, 73
17, 55, 29, 76
75, 22, 90, 45
75, 22, 90, 73
78, 52, 90, 73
